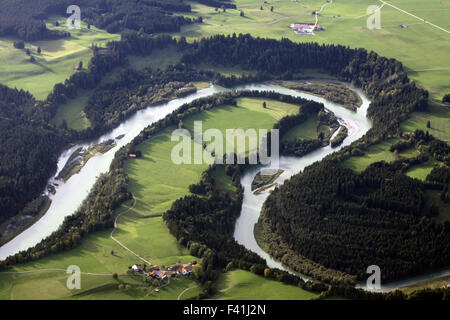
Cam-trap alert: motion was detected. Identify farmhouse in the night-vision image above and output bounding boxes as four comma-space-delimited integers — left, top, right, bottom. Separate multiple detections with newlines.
289, 23, 325, 35
131, 264, 145, 272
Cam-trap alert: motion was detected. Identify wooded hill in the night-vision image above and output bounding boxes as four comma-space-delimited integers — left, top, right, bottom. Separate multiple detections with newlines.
0, 32, 446, 295
0, 0, 196, 41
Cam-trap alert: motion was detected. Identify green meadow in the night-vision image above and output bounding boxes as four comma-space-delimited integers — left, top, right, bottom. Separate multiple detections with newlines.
341, 139, 399, 173
173, 0, 450, 100
51, 89, 93, 130
210, 269, 318, 300
401, 102, 450, 143
0, 17, 119, 100
282, 113, 318, 141
0, 96, 317, 299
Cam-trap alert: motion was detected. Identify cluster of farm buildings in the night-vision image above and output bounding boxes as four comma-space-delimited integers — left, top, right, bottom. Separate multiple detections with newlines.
131, 263, 194, 279
289, 23, 325, 35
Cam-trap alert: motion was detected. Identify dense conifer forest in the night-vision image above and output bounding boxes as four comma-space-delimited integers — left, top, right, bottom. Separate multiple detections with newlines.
0, 29, 448, 299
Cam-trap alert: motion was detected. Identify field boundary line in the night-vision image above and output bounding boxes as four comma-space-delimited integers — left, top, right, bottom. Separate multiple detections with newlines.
110, 193, 152, 266
379, 0, 450, 34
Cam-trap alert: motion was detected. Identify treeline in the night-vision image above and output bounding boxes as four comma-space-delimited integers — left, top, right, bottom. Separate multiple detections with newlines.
262, 154, 450, 282
0, 85, 70, 224
0, 0, 196, 41
193, 0, 236, 9
0, 169, 130, 266
0, 0, 73, 41
181, 33, 428, 141
82, 0, 196, 34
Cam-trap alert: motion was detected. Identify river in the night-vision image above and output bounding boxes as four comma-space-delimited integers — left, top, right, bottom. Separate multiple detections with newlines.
1, 82, 447, 292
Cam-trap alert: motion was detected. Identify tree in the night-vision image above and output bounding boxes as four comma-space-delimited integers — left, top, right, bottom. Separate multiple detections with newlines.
318, 131, 324, 141
13, 41, 25, 49
427, 120, 431, 128
37, 46, 41, 54
263, 101, 267, 108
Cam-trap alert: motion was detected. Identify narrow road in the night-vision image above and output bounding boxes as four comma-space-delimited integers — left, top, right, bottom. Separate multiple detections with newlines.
110, 193, 152, 266
314, 0, 333, 28
177, 284, 199, 300
379, 0, 450, 34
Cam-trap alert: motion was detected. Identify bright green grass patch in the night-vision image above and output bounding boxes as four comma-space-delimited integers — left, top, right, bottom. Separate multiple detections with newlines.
210, 269, 318, 300
0, 17, 119, 100
401, 102, 450, 143
51, 89, 93, 130
404, 158, 440, 181
128, 45, 184, 71
341, 139, 399, 173
173, 0, 450, 100
123, 127, 210, 266
282, 113, 318, 141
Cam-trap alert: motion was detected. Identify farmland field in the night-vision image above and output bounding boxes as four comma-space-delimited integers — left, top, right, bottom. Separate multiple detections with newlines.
0, 16, 119, 100
173, 0, 450, 100
0, 95, 316, 299
210, 269, 318, 300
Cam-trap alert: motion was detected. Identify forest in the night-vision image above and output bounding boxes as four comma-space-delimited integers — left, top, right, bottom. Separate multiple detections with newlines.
0, 0, 196, 40
261, 132, 450, 282
0, 30, 447, 299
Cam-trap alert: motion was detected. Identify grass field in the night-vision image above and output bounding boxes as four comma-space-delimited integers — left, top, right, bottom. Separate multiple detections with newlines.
51, 89, 93, 130
0, 16, 119, 100
404, 158, 441, 180
282, 113, 318, 141
172, 0, 450, 100
341, 139, 399, 172
210, 269, 318, 300
0, 96, 314, 299
401, 102, 450, 143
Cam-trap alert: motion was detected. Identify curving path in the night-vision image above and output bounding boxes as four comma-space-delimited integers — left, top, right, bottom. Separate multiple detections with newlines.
177, 284, 200, 300
110, 193, 152, 266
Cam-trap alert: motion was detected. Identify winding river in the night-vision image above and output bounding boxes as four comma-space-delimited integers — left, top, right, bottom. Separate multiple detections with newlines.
1, 82, 448, 291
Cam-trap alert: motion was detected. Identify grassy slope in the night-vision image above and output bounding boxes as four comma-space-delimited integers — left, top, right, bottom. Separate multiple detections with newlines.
175, 0, 450, 100
401, 102, 450, 143
0, 17, 119, 100
0, 96, 310, 299
210, 269, 318, 300
282, 113, 318, 141
341, 139, 399, 172
51, 89, 93, 130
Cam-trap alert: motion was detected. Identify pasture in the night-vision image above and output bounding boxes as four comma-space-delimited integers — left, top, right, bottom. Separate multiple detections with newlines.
173, 0, 450, 100
0, 17, 119, 100
210, 269, 318, 300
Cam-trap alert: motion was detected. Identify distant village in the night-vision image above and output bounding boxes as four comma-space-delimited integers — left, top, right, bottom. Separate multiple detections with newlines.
130, 262, 194, 280
290, 23, 325, 35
